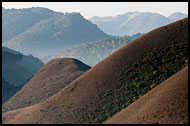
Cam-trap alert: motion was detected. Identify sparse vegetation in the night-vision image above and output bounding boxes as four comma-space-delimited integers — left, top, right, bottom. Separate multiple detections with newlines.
2, 58, 91, 114
86, 43, 188, 124
2, 18, 188, 124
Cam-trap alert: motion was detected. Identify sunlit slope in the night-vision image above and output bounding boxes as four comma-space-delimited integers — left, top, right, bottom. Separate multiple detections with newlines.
2, 58, 90, 113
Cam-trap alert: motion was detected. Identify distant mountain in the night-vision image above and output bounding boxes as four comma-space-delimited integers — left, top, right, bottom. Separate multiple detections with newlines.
2, 79, 22, 104
2, 47, 43, 86
2, 7, 56, 42
105, 66, 188, 124
89, 12, 187, 36
42, 33, 142, 66
2, 7, 110, 58
168, 12, 188, 22
2, 18, 188, 124
3, 58, 90, 113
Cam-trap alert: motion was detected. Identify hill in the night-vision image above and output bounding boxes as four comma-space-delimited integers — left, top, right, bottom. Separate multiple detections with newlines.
2, 47, 43, 86
168, 12, 188, 22
2, 58, 90, 113
2, 7, 110, 58
89, 12, 187, 36
105, 66, 188, 124
42, 33, 142, 66
2, 18, 188, 124
2, 79, 22, 104
2, 7, 56, 42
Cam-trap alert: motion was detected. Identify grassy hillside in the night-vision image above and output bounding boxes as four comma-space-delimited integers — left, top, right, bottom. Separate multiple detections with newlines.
2, 18, 188, 124
87, 42, 188, 123
2, 58, 90, 113
105, 66, 188, 124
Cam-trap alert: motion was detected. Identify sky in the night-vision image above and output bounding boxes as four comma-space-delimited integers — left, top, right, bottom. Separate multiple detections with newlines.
2, 2, 188, 19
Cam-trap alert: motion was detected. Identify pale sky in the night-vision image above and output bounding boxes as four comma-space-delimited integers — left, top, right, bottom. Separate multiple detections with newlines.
2, 2, 188, 19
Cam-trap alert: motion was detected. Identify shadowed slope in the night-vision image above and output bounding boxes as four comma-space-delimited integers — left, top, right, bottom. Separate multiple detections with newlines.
2, 58, 90, 113
2, 79, 22, 104
2, 18, 188, 124
2, 47, 43, 86
2, 47, 43, 104
105, 66, 188, 124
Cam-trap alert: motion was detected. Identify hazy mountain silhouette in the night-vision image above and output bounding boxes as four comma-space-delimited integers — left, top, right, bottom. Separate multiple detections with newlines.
2, 47, 43, 86
2, 79, 22, 104
2, 7, 56, 42
168, 12, 188, 22
2, 7, 110, 58
42, 33, 142, 66
89, 12, 187, 36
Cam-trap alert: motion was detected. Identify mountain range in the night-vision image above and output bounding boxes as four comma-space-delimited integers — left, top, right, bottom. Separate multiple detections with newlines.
89, 12, 187, 36
2, 7, 110, 58
2, 18, 188, 124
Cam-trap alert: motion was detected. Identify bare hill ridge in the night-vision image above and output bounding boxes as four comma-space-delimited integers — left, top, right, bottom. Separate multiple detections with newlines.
2, 18, 188, 124
2, 58, 90, 113
105, 66, 188, 124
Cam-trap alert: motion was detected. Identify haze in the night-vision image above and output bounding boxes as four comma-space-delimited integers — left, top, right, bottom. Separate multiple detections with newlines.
2, 2, 188, 19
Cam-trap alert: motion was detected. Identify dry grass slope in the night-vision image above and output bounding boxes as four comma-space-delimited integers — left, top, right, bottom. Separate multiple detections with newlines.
105, 66, 188, 124
2, 18, 188, 124
2, 58, 90, 113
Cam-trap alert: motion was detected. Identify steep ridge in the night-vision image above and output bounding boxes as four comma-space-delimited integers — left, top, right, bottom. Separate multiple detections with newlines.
2, 58, 90, 113
105, 66, 188, 124
2, 18, 188, 124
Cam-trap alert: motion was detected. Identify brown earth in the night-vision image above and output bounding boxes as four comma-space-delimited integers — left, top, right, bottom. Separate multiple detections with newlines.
105, 66, 188, 124
2, 18, 188, 124
2, 58, 90, 113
